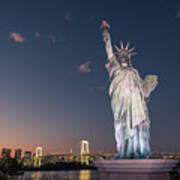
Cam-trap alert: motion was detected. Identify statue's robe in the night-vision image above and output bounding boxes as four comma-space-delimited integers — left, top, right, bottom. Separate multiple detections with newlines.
106, 56, 157, 159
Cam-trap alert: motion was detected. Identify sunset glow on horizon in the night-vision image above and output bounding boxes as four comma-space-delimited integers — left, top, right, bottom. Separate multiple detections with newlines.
0, 0, 179, 155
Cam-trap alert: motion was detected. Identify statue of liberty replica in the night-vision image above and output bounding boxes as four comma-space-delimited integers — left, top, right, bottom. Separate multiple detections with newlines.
100, 21, 158, 159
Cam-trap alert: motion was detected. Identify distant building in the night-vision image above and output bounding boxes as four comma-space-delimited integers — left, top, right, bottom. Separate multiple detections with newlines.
23, 151, 32, 167
69, 148, 75, 162
24, 151, 32, 159
15, 149, 22, 160
2, 148, 11, 159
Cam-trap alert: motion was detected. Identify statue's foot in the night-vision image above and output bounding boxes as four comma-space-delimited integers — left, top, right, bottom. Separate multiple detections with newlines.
136, 153, 152, 159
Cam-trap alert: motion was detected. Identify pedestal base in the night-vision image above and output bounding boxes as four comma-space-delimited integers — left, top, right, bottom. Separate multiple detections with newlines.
95, 159, 177, 180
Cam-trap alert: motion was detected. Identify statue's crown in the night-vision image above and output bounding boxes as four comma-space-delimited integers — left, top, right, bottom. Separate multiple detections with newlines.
114, 41, 136, 58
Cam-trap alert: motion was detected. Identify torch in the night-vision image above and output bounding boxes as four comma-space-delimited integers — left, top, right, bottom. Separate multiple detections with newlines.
100, 20, 113, 60
100, 20, 111, 43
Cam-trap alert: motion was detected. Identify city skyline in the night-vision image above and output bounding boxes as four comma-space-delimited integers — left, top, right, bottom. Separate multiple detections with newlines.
0, 0, 180, 154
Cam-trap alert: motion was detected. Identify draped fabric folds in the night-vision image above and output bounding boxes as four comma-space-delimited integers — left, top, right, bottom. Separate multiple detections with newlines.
106, 56, 157, 159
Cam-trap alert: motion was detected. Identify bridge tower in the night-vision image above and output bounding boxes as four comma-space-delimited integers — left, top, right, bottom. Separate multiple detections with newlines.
80, 140, 90, 165
34, 146, 43, 167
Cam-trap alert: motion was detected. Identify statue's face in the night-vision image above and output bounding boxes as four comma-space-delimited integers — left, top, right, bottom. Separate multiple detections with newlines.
119, 56, 129, 68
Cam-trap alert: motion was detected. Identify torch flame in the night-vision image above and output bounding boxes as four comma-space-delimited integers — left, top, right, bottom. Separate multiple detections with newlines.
102, 20, 108, 25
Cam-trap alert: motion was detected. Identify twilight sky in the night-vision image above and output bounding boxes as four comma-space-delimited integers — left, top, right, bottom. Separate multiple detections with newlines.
0, 0, 179, 155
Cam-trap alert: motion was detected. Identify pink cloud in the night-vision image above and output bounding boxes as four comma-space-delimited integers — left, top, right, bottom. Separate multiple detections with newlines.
77, 61, 92, 73
35, 32, 40, 37
9, 32, 25, 42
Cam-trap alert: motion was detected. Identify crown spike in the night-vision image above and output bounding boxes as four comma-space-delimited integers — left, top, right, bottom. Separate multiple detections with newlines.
130, 52, 137, 56
120, 40, 124, 49
125, 42, 129, 50
129, 47, 135, 52
114, 45, 120, 52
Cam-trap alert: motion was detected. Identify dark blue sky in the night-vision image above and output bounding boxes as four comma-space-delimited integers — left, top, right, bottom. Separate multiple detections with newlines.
0, 0, 179, 154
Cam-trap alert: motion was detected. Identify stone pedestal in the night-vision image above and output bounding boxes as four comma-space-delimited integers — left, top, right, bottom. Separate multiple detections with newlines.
95, 159, 177, 180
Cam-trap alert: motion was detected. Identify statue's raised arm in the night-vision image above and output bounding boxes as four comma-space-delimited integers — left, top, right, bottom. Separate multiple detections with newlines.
100, 20, 114, 60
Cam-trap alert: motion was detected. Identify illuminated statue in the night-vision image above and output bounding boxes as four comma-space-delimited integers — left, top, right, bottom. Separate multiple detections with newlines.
100, 21, 158, 159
